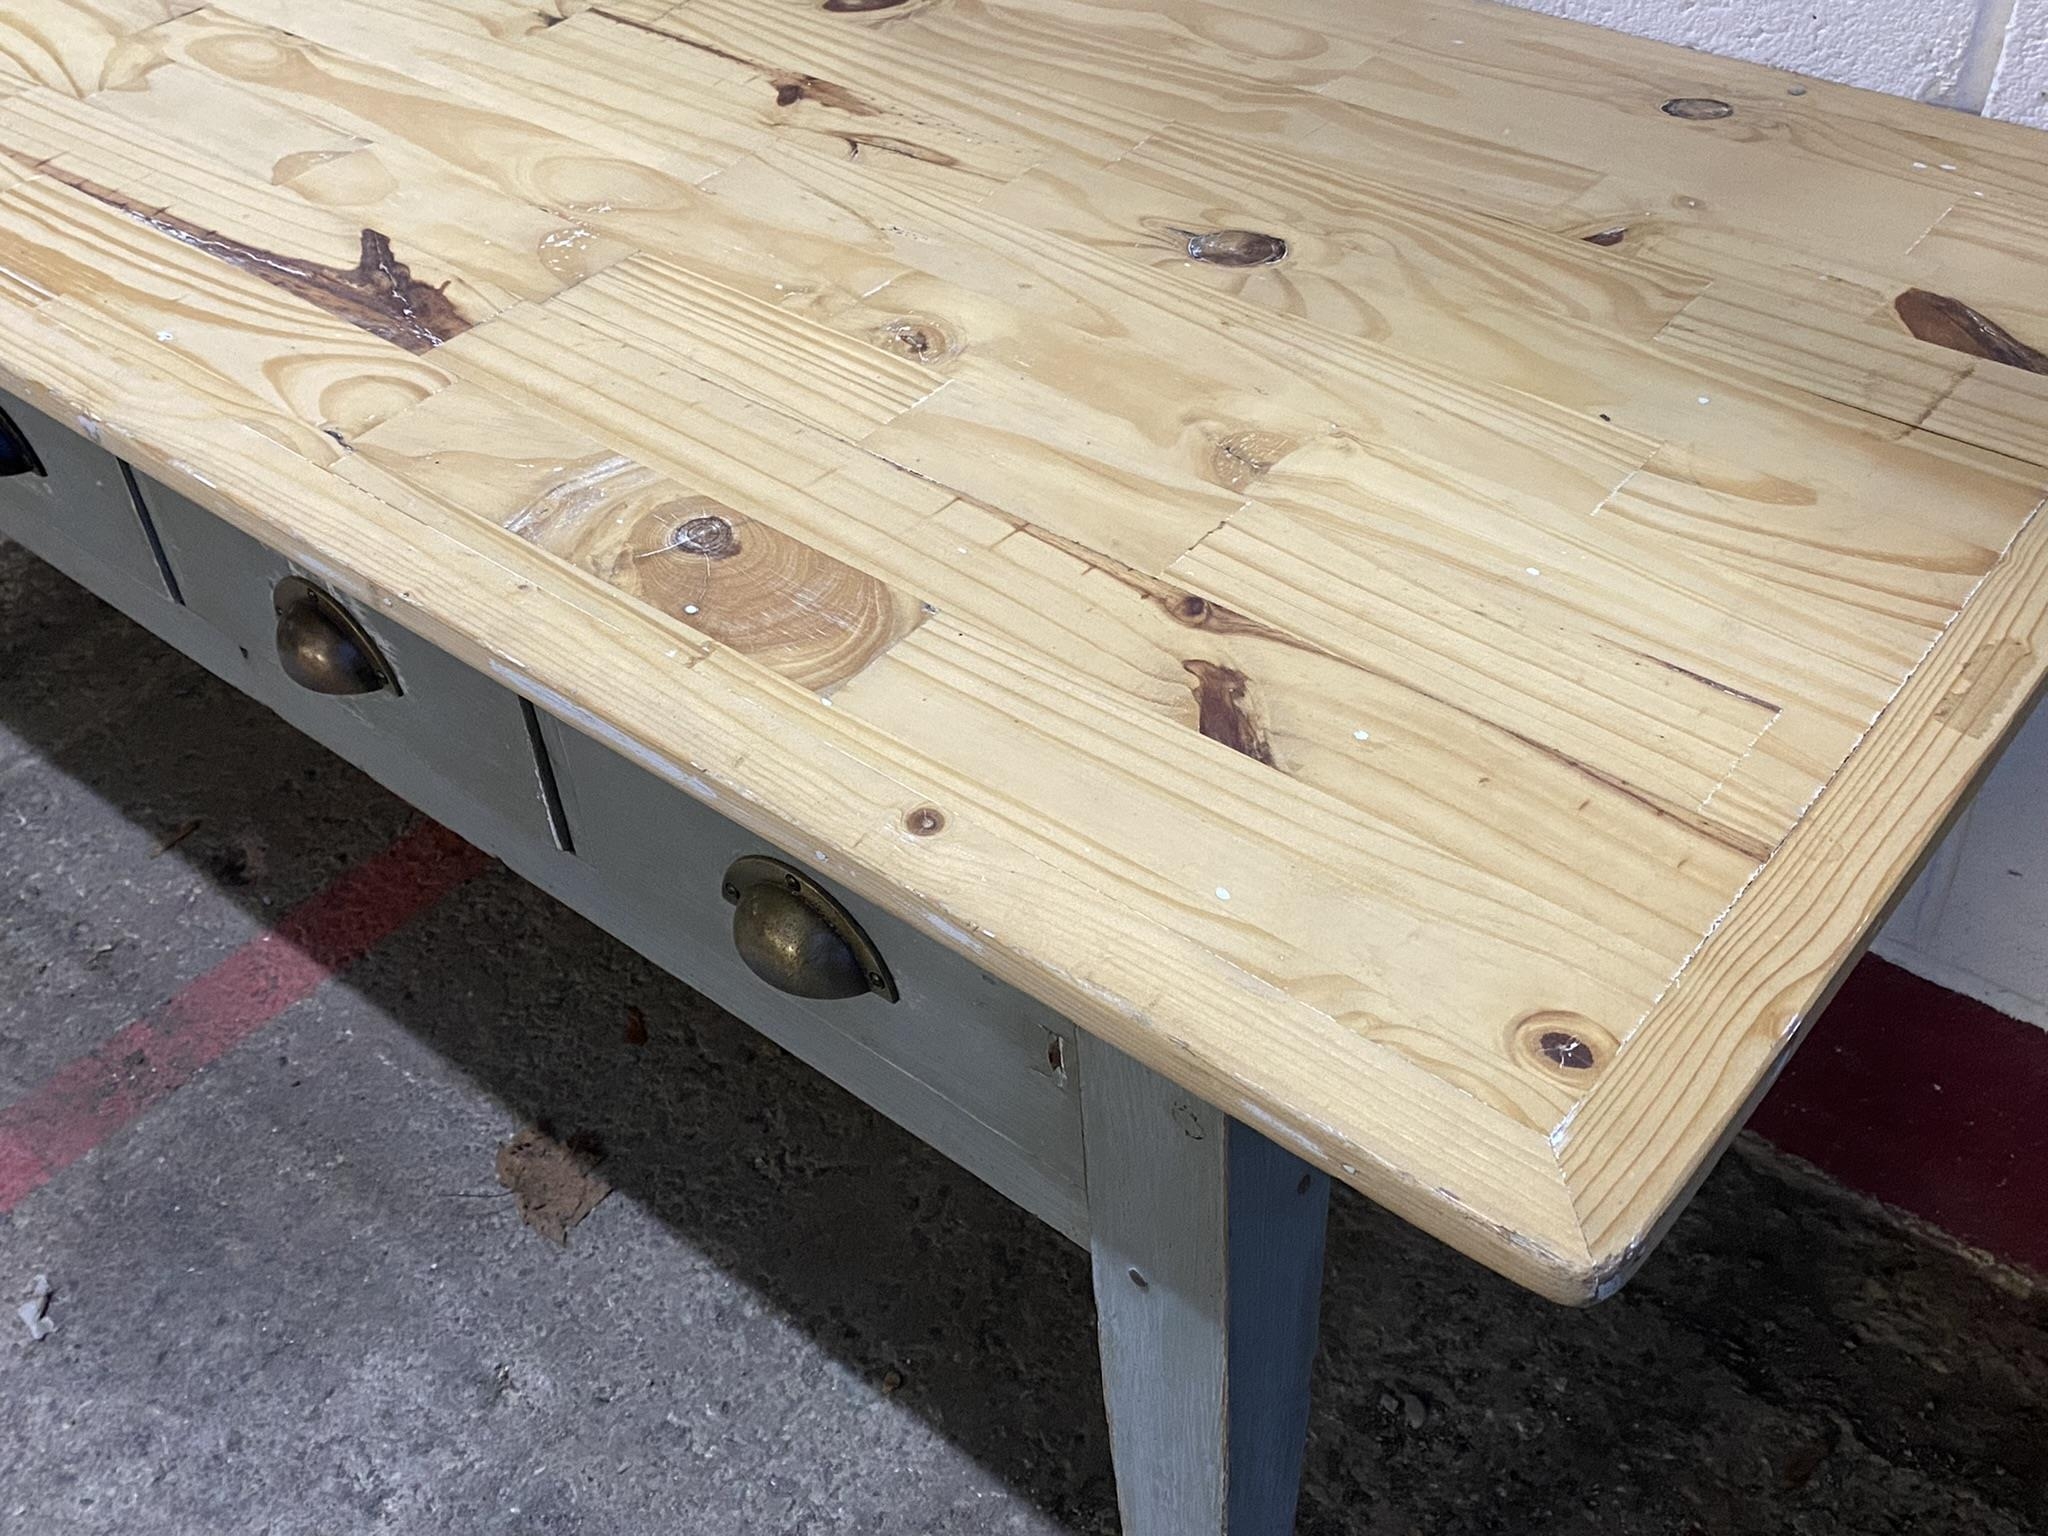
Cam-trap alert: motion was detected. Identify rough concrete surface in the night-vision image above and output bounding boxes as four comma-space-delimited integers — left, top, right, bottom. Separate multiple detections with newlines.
2, 537, 2045, 1535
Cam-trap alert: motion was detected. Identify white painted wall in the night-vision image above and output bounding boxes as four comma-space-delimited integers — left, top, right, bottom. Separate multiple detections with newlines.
1497, 0, 2048, 1026
1499, 0, 2048, 123
1985, 0, 2048, 125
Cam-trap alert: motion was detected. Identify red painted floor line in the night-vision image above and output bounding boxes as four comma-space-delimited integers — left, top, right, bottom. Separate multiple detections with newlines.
1753, 954, 2048, 1277
0, 819, 490, 1214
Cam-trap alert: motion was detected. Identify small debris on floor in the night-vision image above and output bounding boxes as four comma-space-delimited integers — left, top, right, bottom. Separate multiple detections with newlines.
18, 1274, 54, 1341
623, 1004, 649, 1047
495, 1126, 611, 1245
1380, 1387, 1428, 1429
149, 818, 202, 858
881, 1368, 905, 1394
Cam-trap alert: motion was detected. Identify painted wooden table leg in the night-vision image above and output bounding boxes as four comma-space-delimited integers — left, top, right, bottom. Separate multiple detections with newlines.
1079, 1034, 1332, 1535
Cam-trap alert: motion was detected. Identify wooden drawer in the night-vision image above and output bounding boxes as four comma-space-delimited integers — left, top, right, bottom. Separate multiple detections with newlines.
538, 714, 1090, 1242
134, 477, 566, 867
0, 389, 174, 604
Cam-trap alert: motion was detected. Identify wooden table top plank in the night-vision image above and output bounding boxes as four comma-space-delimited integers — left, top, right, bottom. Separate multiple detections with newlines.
28, 67, 636, 312
184, 2, 769, 186
0, 1, 202, 96
0, 0, 2043, 1302
1926, 368, 2048, 472
627, 0, 1373, 166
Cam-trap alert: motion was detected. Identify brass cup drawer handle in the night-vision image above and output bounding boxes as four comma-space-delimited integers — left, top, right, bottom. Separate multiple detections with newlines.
273, 575, 394, 696
722, 855, 898, 1003
0, 406, 44, 479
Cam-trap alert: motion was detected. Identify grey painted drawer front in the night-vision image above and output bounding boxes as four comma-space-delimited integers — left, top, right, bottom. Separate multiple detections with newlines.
0, 391, 170, 602
135, 478, 562, 864
539, 717, 1090, 1242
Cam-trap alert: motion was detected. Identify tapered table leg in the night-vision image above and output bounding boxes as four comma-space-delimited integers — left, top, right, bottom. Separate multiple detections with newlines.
1079, 1035, 1332, 1535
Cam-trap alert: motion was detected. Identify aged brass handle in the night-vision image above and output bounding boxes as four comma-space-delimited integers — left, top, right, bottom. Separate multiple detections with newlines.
0, 406, 44, 478
722, 855, 897, 1003
273, 575, 394, 696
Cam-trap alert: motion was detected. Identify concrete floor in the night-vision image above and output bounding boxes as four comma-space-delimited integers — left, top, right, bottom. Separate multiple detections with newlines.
1, 535, 2046, 1536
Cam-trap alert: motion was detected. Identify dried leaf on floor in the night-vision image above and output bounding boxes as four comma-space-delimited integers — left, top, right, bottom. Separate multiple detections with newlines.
495, 1126, 611, 1245
624, 1005, 649, 1047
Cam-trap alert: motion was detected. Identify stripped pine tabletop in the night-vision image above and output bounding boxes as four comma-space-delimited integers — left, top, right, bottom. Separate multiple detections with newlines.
2, 0, 2045, 1301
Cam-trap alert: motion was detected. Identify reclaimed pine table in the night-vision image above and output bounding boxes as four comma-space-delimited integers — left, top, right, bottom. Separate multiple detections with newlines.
2, 0, 2047, 1528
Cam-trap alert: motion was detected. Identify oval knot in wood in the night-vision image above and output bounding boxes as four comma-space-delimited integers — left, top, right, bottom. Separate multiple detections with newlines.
670, 515, 741, 559
1186, 228, 1288, 267
1661, 97, 1734, 120
1511, 1010, 1617, 1085
878, 316, 954, 363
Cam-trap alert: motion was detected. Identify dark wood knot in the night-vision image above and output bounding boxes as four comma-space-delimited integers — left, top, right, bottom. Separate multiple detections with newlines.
670, 515, 740, 559
878, 316, 952, 362
1186, 228, 1288, 267
1537, 1031, 1597, 1070
1513, 1009, 1616, 1083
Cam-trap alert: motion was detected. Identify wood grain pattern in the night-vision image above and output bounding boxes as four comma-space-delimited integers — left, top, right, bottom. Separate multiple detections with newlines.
0, 0, 2042, 1303
0, 1, 201, 96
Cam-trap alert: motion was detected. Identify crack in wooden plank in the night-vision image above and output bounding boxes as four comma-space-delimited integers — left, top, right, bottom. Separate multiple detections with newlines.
591, 6, 881, 115
1618, 648, 1783, 715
